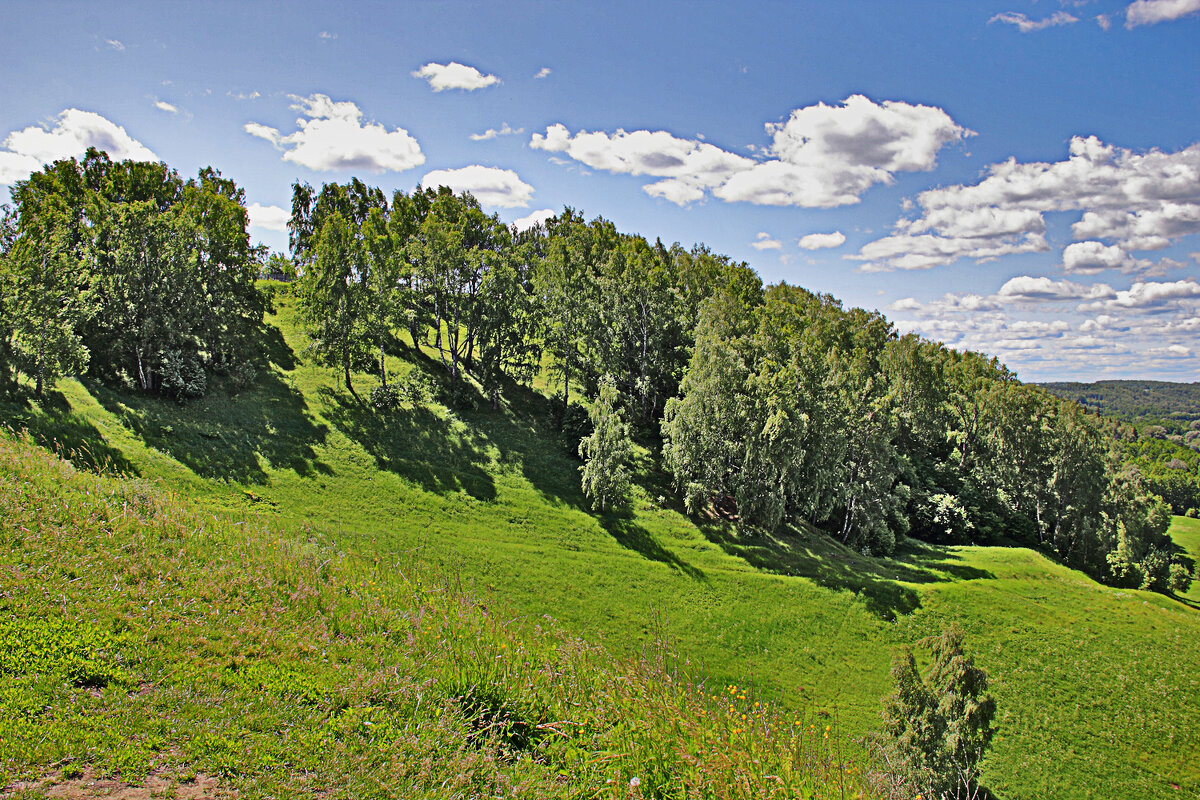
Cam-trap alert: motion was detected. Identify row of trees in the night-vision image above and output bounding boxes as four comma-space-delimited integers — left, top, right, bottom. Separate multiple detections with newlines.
0, 150, 264, 399
286, 179, 747, 417
660, 280, 1191, 592
1, 158, 1189, 594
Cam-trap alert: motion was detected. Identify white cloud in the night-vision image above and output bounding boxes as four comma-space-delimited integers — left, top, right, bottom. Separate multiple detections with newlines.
1125, 0, 1200, 27
850, 231, 1048, 272
989, 11, 1079, 31
470, 123, 523, 141
533, 67, 552, 79
420, 165, 534, 208
412, 62, 500, 92
1146, 343, 1192, 356
798, 231, 846, 250
511, 208, 555, 232
1097, 13, 1114, 29
751, 232, 782, 251
1062, 241, 1137, 274
105, 39, 125, 51
996, 276, 1114, 303
0, 109, 157, 185
853, 135, 1200, 271
245, 94, 424, 173
532, 123, 753, 205
247, 203, 289, 232
154, 100, 179, 114
1079, 279, 1200, 311
228, 90, 262, 101
318, 31, 337, 40
533, 95, 971, 208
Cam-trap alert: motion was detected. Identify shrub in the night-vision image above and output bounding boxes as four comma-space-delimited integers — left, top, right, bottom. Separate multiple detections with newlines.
369, 383, 401, 412
871, 627, 995, 800
157, 349, 207, 401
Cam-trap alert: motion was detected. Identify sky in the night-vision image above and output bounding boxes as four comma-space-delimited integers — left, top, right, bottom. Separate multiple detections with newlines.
1, 0, 1198, 382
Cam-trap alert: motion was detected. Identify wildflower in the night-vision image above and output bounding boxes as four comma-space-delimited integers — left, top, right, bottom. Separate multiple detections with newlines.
630, 777, 641, 788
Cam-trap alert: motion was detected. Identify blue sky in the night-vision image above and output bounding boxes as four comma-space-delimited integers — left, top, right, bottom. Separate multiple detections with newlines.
2, 0, 1198, 381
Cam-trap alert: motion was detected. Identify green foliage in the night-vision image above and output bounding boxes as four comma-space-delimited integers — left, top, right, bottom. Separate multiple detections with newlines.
873, 628, 995, 800
0, 150, 263, 398
578, 376, 633, 511
0, 615, 130, 689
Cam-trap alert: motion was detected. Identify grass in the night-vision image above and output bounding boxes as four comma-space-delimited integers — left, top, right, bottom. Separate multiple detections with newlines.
0, 432, 869, 799
1, 283, 1198, 799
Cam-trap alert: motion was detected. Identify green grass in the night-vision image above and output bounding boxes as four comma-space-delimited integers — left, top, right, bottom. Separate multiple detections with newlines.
1169, 515, 1200, 605
2, 284, 1198, 799
0, 433, 867, 799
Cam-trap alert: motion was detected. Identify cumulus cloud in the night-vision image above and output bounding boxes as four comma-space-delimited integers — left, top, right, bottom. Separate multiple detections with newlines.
798, 231, 847, 250
750, 232, 782, 251
245, 94, 424, 173
1125, 0, 1200, 27
105, 39, 125, 51
511, 208, 556, 232
531, 123, 753, 205
532, 95, 971, 208
0, 109, 157, 185
989, 11, 1079, 31
420, 165, 534, 208
533, 67, 552, 79
247, 203, 290, 232
412, 62, 500, 92
995, 276, 1114, 303
1079, 279, 1200, 311
470, 123, 523, 141
154, 100, 179, 114
852, 135, 1200, 271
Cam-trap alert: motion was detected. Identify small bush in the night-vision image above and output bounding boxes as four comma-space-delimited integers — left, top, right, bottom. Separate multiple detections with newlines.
1186, 507, 1197, 518
398, 369, 437, 404
549, 394, 593, 456
157, 349, 207, 401
369, 383, 401, 412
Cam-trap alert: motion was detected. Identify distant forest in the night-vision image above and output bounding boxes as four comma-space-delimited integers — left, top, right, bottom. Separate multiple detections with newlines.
1041, 380, 1200, 517
1039, 380, 1200, 429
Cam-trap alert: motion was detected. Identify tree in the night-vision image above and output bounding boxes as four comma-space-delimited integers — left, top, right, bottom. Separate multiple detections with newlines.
874, 628, 996, 800
578, 376, 633, 512
2, 199, 89, 395
296, 212, 370, 397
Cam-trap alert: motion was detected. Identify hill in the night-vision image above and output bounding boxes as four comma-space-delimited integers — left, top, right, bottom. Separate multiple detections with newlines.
1, 289, 1198, 799
1038, 380, 1200, 429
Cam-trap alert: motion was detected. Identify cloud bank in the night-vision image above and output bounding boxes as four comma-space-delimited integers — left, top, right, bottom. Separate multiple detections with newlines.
531, 95, 972, 208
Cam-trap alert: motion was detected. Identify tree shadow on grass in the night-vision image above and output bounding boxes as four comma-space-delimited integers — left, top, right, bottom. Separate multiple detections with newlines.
598, 508, 706, 580
319, 383, 497, 502
697, 521, 995, 621
85, 324, 331, 484
0, 385, 138, 476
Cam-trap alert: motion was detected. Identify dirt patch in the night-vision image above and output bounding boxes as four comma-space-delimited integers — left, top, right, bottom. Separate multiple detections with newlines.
2, 769, 227, 800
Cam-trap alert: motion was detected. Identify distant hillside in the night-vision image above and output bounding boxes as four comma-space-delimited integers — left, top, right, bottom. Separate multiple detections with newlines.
1039, 380, 1200, 428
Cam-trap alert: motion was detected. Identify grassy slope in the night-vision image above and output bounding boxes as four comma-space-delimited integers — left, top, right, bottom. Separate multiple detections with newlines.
2, 285, 1198, 800
0, 433, 866, 799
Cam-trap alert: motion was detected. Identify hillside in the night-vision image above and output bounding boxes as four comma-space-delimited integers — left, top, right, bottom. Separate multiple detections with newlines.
1039, 380, 1200, 429
2, 289, 1199, 799
0, 431, 869, 799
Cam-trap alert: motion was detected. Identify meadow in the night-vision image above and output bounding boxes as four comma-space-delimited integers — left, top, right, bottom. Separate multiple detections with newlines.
1, 285, 1197, 799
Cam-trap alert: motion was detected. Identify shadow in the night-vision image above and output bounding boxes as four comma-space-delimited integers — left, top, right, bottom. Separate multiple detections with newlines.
0, 385, 138, 476
598, 508, 706, 580
696, 521, 996, 621
86, 323, 331, 484
319, 373, 497, 502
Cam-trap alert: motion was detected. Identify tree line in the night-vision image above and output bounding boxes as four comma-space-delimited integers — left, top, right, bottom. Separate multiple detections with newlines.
0, 155, 1192, 596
